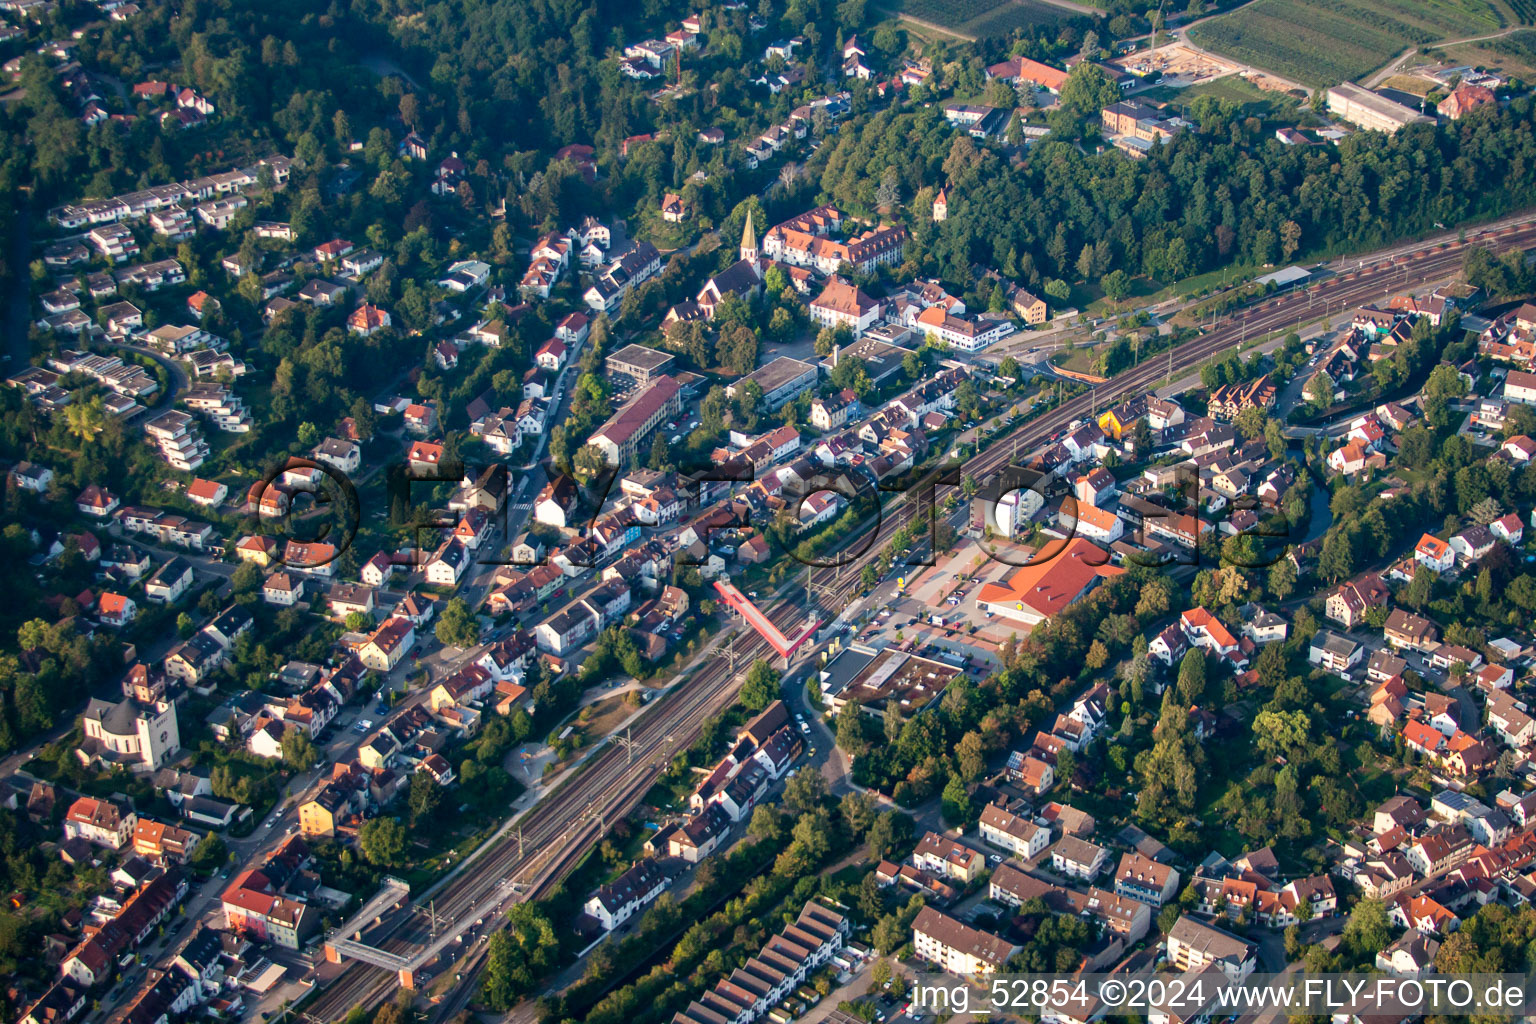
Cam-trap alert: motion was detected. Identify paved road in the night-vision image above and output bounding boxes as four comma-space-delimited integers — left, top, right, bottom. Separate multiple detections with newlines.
107, 341, 191, 416
1365, 26, 1527, 88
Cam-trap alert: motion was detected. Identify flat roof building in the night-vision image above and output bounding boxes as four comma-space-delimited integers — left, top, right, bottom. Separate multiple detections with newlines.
1327, 83, 1431, 134
819, 336, 909, 386
606, 343, 676, 385
727, 356, 819, 411
822, 645, 962, 718
970, 464, 1052, 538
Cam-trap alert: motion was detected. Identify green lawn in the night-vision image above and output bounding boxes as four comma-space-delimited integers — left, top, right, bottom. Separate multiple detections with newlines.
1138, 75, 1304, 121
1049, 345, 1100, 374
1379, 74, 1437, 96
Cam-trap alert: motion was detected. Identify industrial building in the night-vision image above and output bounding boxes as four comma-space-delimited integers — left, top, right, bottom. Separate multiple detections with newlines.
1326, 83, 1431, 134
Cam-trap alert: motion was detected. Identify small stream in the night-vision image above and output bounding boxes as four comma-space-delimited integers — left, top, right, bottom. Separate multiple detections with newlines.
1299, 473, 1334, 545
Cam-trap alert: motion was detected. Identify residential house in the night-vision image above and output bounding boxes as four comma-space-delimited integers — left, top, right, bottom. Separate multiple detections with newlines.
1051, 836, 1109, 881
1384, 608, 1440, 652
1324, 573, 1390, 630
64, 797, 137, 849
1415, 534, 1455, 573
1309, 629, 1363, 675
1114, 852, 1180, 907
911, 831, 985, 882
358, 617, 415, 672
976, 801, 1049, 861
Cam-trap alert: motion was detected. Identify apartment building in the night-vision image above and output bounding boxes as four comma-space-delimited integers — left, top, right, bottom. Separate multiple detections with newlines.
762, 205, 906, 275
63, 870, 187, 987
1166, 916, 1258, 982
588, 375, 683, 466
912, 907, 1018, 976
583, 858, 674, 931
809, 278, 881, 337
143, 410, 208, 472
64, 796, 137, 849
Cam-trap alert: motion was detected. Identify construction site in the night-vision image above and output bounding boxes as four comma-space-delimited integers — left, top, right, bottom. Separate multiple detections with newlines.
1112, 42, 1242, 86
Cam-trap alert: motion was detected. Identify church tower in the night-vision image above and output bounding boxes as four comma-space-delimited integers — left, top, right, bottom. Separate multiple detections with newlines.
740, 209, 758, 263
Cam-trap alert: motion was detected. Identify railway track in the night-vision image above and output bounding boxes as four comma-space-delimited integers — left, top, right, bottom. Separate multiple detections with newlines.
305, 603, 796, 1020
304, 217, 1536, 1022
801, 220, 1536, 609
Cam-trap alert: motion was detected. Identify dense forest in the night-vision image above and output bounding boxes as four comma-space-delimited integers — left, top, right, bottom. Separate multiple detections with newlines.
817, 93, 1536, 298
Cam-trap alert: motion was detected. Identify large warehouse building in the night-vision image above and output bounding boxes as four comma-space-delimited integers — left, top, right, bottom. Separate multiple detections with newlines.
1326, 83, 1431, 134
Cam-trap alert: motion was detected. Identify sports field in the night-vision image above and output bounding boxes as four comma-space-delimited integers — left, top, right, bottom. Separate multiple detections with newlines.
1138, 75, 1303, 119
1188, 0, 1510, 87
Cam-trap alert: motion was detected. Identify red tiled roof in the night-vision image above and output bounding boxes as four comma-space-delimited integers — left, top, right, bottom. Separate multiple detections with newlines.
977, 538, 1121, 618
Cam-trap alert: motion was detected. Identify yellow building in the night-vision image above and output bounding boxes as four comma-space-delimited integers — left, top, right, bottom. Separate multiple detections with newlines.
1010, 288, 1047, 325
298, 784, 348, 838
1097, 407, 1132, 440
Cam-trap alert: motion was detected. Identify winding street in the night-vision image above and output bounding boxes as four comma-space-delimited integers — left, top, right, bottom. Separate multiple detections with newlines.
104, 339, 191, 419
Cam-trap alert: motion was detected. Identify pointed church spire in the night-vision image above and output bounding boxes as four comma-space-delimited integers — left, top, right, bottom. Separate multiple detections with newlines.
740, 209, 758, 263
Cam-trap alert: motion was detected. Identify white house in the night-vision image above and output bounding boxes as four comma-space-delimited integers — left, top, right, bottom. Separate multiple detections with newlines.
977, 802, 1048, 860
426, 539, 469, 587
583, 858, 672, 931
1414, 533, 1455, 573
1050, 836, 1108, 881
809, 278, 881, 337
1060, 503, 1123, 545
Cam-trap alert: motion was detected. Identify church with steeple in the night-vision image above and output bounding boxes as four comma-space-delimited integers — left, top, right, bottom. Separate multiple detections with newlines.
740, 209, 758, 262
663, 209, 766, 323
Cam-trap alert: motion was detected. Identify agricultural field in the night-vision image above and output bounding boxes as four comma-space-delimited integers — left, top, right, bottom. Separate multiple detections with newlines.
964, 0, 1080, 35
887, 0, 1076, 38
1500, 0, 1536, 24
1188, 0, 1511, 88
1437, 28, 1536, 81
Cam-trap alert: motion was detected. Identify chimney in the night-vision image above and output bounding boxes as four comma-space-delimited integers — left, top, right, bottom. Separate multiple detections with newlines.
831, 344, 839, 367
